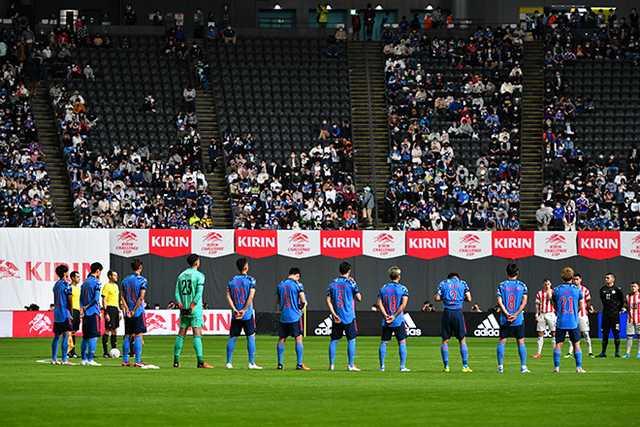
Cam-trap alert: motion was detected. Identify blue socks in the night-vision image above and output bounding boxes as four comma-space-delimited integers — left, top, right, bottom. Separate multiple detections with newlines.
247, 335, 256, 365
347, 339, 356, 367
226, 336, 237, 364
61, 335, 68, 362
277, 342, 285, 365
329, 339, 338, 366
88, 337, 97, 361
379, 341, 387, 368
497, 342, 505, 366
574, 351, 582, 369
295, 342, 304, 366
399, 342, 407, 369
81, 338, 88, 361
441, 343, 449, 368
518, 343, 527, 368
51, 335, 60, 361
123, 335, 130, 363
134, 335, 142, 364
553, 348, 561, 369
460, 343, 469, 368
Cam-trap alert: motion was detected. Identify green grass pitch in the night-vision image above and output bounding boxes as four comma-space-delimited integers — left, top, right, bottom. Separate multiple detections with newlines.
1, 336, 638, 426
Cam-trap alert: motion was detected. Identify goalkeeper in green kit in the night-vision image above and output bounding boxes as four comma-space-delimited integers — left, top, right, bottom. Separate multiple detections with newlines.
173, 254, 213, 368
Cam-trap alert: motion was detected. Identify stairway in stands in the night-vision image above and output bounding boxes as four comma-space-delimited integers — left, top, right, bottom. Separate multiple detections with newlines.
519, 40, 545, 230
31, 89, 75, 227
195, 89, 232, 228
347, 41, 390, 228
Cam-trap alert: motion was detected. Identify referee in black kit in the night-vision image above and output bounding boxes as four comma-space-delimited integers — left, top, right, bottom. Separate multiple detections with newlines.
597, 273, 624, 358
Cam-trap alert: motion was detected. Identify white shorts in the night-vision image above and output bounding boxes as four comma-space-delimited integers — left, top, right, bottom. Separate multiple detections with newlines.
578, 315, 590, 333
537, 312, 556, 332
627, 322, 640, 336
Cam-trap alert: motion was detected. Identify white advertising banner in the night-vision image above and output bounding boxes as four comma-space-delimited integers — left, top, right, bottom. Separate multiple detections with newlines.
0, 229, 110, 310
192, 229, 235, 258
448, 231, 492, 260
109, 229, 149, 258
362, 230, 405, 259
277, 230, 321, 258
534, 231, 577, 260
620, 232, 640, 259
144, 309, 232, 335
0, 311, 12, 337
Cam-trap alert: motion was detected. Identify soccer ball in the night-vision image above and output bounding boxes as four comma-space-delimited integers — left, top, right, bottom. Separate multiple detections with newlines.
109, 348, 121, 359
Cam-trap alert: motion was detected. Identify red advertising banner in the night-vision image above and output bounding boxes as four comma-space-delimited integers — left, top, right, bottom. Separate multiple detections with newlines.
149, 229, 192, 258
320, 230, 363, 258
235, 229, 277, 258
405, 231, 449, 259
492, 231, 535, 259
578, 231, 621, 260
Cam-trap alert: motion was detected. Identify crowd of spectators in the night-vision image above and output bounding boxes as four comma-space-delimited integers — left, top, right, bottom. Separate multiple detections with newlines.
224, 120, 364, 229
540, 9, 640, 230
383, 26, 524, 230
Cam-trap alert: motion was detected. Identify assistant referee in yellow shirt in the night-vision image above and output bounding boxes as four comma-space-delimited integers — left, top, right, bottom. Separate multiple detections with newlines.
101, 271, 121, 358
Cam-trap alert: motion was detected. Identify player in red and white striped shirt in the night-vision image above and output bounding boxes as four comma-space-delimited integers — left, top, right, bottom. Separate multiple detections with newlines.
533, 279, 556, 358
624, 282, 640, 359
567, 274, 594, 357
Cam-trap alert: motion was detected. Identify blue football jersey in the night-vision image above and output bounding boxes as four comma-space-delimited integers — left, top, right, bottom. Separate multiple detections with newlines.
121, 273, 148, 317
80, 275, 101, 316
228, 274, 256, 320
378, 282, 409, 327
52, 279, 72, 323
437, 278, 470, 311
553, 283, 583, 329
496, 279, 528, 326
277, 278, 304, 323
327, 277, 360, 324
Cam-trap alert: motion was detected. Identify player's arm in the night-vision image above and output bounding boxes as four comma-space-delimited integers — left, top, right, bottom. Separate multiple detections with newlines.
514, 294, 528, 318
275, 291, 281, 314
66, 287, 73, 316
434, 285, 442, 302
130, 289, 146, 317
393, 295, 409, 318
191, 281, 204, 311
238, 288, 255, 318
616, 288, 625, 312
326, 295, 340, 323
175, 279, 183, 309
298, 291, 307, 309
464, 291, 472, 302
120, 293, 129, 317
496, 295, 509, 318
226, 287, 238, 313
376, 296, 388, 317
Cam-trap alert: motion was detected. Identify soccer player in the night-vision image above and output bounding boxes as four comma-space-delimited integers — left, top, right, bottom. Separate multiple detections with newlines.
566, 273, 594, 358
80, 262, 103, 366
326, 261, 362, 371
551, 266, 585, 373
377, 266, 409, 372
495, 264, 529, 374
276, 267, 309, 370
173, 254, 213, 368
225, 258, 261, 369
121, 259, 148, 367
624, 282, 640, 359
51, 264, 73, 365
533, 279, 556, 359
101, 270, 120, 358
67, 271, 81, 358
597, 273, 624, 358
434, 272, 472, 373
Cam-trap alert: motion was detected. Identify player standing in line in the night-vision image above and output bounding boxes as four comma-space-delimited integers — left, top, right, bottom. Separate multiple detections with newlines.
550, 266, 586, 373
121, 260, 148, 367
101, 270, 120, 358
434, 272, 472, 373
496, 264, 530, 374
624, 282, 640, 359
533, 279, 556, 359
225, 258, 262, 370
51, 265, 73, 365
80, 262, 103, 366
173, 254, 213, 368
276, 267, 309, 370
67, 271, 81, 359
566, 273, 594, 358
597, 273, 624, 358
326, 262, 362, 371
377, 266, 410, 372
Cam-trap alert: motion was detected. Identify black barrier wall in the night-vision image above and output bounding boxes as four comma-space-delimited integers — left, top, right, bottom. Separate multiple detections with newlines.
110, 254, 639, 313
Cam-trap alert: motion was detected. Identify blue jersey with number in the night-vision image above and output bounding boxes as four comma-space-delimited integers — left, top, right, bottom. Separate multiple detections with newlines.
327, 277, 360, 324
378, 282, 409, 327
436, 278, 469, 311
497, 279, 528, 326
277, 279, 304, 323
121, 273, 148, 317
552, 283, 583, 329
80, 275, 101, 316
53, 279, 72, 322
228, 274, 256, 320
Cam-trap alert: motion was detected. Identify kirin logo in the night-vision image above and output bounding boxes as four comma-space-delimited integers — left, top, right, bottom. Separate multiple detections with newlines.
375, 233, 395, 244
145, 313, 167, 332
204, 232, 223, 242
117, 231, 138, 242
28, 313, 52, 335
0, 260, 20, 279
460, 234, 481, 245
546, 234, 566, 245
289, 233, 310, 244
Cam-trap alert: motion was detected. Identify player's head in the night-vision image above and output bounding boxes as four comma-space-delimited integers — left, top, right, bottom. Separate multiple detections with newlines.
605, 272, 615, 285
131, 259, 143, 273
573, 273, 582, 286
107, 270, 118, 283
288, 267, 301, 281
90, 262, 103, 276
447, 272, 460, 280
55, 264, 69, 280
506, 263, 519, 278
543, 278, 552, 289
339, 261, 351, 276
388, 266, 401, 281
236, 257, 249, 273
187, 254, 200, 269
631, 282, 639, 293
560, 266, 574, 283
70, 271, 80, 284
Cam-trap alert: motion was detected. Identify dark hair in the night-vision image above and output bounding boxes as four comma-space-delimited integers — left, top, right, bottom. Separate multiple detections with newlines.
506, 263, 519, 277
70, 271, 80, 280
131, 259, 143, 271
107, 270, 117, 279
339, 261, 351, 275
447, 272, 459, 279
574, 273, 581, 278
90, 262, 103, 274
236, 257, 248, 272
55, 264, 69, 279
187, 254, 199, 266
605, 272, 615, 278
289, 267, 301, 276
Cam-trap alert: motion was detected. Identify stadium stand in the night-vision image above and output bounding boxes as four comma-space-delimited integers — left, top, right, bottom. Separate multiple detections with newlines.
383, 27, 524, 230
